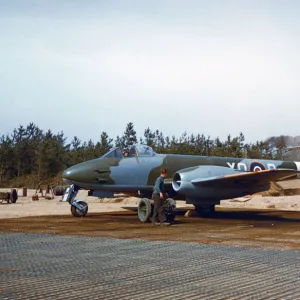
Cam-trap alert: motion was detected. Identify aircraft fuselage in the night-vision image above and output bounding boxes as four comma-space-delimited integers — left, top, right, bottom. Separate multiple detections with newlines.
62, 152, 300, 200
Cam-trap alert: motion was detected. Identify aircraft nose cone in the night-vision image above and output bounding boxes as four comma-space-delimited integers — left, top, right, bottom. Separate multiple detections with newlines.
62, 160, 97, 183
62, 166, 81, 183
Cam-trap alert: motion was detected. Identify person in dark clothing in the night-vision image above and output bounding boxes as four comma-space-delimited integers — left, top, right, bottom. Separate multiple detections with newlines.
152, 168, 170, 226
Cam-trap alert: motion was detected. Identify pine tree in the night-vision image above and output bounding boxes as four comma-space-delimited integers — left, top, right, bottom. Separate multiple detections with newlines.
0, 135, 14, 184
123, 122, 137, 148
143, 127, 156, 146
95, 132, 113, 157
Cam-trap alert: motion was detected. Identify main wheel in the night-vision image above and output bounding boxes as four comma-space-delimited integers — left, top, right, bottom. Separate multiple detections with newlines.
164, 198, 176, 223
138, 198, 152, 223
71, 200, 88, 217
195, 205, 215, 217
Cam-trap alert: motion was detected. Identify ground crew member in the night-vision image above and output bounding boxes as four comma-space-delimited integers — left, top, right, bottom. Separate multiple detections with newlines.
152, 168, 170, 226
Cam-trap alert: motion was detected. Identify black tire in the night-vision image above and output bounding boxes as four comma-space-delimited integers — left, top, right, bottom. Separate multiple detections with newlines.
71, 201, 88, 217
10, 189, 18, 203
164, 198, 176, 223
195, 205, 215, 217
138, 198, 152, 223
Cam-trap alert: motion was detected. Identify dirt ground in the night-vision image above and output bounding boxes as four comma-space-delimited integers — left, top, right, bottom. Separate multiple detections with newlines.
2, 209, 300, 250
1, 179, 300, 218
1, 179, 300, 250
0, 188, 143, 218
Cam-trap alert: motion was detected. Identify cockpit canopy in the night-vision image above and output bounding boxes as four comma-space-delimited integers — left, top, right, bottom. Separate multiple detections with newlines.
101, 144, 156, 159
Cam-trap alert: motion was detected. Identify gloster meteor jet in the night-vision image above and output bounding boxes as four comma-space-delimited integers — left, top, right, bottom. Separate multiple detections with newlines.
62, 144, 300, 222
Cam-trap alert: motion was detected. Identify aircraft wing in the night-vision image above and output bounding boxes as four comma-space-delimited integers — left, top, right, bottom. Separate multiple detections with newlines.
172, 166, 300, 199
191, 169, 299, 187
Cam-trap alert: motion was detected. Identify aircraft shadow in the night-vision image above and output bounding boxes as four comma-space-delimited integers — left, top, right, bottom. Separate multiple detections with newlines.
90, 210, 300, 224
175, 210, 300, 224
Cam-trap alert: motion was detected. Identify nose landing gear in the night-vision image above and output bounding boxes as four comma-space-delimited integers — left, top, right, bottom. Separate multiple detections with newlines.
71, 200, 89, 217
63, 184, 89, 217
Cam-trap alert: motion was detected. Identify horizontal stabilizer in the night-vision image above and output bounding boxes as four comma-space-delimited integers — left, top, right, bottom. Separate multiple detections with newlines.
191, 169, 299, 187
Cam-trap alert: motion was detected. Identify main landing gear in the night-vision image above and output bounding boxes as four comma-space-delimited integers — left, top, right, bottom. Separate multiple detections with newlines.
194, 204, 215, 217
137, 198, 176, 223
63, 185, 89, 217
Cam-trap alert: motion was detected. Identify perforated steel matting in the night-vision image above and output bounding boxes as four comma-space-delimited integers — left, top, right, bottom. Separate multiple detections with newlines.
1, 233, 300, 299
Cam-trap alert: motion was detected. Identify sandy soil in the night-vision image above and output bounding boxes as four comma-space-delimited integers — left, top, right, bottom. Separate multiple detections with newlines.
0, 188, 140, 219
0, 180, 299, 250
0, 178, 299, 219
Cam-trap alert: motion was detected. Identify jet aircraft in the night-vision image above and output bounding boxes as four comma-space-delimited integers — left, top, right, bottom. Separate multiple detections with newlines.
62, 144, 300, 222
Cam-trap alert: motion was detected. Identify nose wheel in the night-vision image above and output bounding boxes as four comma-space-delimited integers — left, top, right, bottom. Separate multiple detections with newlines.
71, 200, 89, 217
63, 185, 89, 217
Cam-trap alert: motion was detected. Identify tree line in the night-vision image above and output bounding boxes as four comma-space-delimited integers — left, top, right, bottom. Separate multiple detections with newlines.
0, 122, 298, 188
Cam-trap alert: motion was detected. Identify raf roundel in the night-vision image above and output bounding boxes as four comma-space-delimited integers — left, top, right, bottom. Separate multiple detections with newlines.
249, 161, 266, 172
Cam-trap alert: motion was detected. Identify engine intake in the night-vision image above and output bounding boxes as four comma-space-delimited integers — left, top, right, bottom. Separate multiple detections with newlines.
172, 165, 240, 198
172, 172, 182, 191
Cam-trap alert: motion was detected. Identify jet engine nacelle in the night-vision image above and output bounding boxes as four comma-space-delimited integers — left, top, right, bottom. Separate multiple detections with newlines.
172, 165, 240, 199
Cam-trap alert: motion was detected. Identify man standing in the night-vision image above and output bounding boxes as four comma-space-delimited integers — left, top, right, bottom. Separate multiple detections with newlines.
152, 168, 170, 226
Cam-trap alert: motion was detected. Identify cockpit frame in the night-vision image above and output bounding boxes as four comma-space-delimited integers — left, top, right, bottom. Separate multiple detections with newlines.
101, 144, 156, 159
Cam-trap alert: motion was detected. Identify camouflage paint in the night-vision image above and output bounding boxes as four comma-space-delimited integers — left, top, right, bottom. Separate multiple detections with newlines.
62, 145, 300, 204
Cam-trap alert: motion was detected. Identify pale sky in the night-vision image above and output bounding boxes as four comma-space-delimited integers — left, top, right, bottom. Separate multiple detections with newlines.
0, 0, 299, 144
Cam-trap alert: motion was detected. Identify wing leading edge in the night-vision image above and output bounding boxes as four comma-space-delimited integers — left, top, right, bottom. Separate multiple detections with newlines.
191, 169, 299, 187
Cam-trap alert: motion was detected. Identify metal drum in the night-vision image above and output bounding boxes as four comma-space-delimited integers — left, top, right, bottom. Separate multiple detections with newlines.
53, 186, 66, 196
